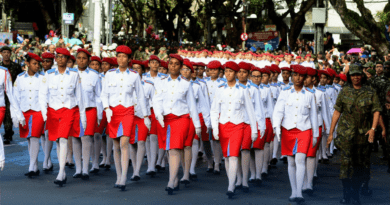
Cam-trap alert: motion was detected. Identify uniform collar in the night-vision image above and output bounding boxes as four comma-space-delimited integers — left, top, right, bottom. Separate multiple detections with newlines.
24, 71, 40, 78
116, 68, 130, 74
291, 88, 305, 94
55, 67, 70, 75
261, 83, 270, 88
168, 75, 181, 82
306, 87, 315, 93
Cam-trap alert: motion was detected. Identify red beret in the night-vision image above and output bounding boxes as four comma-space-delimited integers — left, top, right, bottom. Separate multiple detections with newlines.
280, 66, 292, 72
335, 74, 340, 78
275, 58, 281, 62
111, 57, 118, 66
149, 55, 160, 62
143, 60, 149, 68
296, 56, 301, 59
169, 54, 183, 63
238, 62, 251, 71
224, 61, 240, 72
261, 68, 271, 75
160, 61, 168, 69
339, 73, 347, 82
183, 59, 194, 73
102, 57, 114, 65
207, 60, 222, 69
271, 64, 281, 73
265, 65, 273, 72
77, 48, 91, 57
251, 66, 261, 72
326, 68, 337, 77
90, 56, 102, 64
293, 65, 307, 75
42, 52, 55, 59
56, 48, 70, 56
197, 62, 206, 67
132, 60, 143, 66
70, 55, 76, 62
116, 45, 132, 55
27, 52, 43, 62
306, 67, 317, 76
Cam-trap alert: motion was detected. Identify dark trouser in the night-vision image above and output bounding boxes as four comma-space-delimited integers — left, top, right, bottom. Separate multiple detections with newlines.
3, 96, 14, 141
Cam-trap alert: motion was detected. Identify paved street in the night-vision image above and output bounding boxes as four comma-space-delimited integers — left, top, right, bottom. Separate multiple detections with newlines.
0, 128, 389, 205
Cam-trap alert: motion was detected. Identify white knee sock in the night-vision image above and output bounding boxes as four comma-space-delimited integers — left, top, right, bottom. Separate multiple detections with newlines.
255, 149, 264, 179
129, 143, 137, 174
272, 137, 279, 159
167, 149, 181, 188
190, 139, 199, 175
135, 141, 146, 176
40, 135, 47, 168
56, 138, 68, 180
228, 157, 238, 192
157, 148, 165, 166
119, 137, 130, 185
92, 133, 102, 169
249, 150, 256, 180
145, 135, 151, 171
29, 138, 40, 172
72, 137, 82, 174
149, 134, 158, 171
66, 136, 73, 164
101, 136, 107, 165
81, 136, 93, 174
203, 141, 213, 169
44, 131, 53, 168
106, 137, 113, 165
213, 140, 222, 171
262, 143, 270, 174
113, 139, 122, 184
304, 157, 316, 190
295, 153, 307, 198
287, 156, 298, 198
236, 156, 242, 186
241, 150, 250, 187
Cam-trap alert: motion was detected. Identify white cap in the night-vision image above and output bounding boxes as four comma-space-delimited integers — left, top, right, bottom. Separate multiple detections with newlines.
103, 46, 108, 50
73, 45, 81, 50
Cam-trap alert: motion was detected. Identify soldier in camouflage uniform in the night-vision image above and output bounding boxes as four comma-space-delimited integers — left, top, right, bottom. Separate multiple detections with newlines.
133, 46, 143, 60
29, 41, 42, 57
382, 61, 390, 174
157, 47, 168, 61
0, 46, 23, 144
328, 65, 381, 204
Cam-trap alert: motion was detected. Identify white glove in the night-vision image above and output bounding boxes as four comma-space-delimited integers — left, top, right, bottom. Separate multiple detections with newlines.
105, 108, 113, 123
195, 127, 202, 139
260, 129, 266, 139
144, 117, 151, 131
19, 118, 26, 127
251, 133, 258, 142
82, 120, 87, 131
97, 119, 101, 126
274, 127, 281, 142
0, 160, 4, 171
156, 114, 164, 128
41, 110, 47, 122
312, 137, 318, 148
213, 129, 219, 140
12, 117, 19, 128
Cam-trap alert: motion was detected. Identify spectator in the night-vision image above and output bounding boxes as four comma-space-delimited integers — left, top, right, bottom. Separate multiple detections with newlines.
385, 20, 390, 42
324, 32, 334, 51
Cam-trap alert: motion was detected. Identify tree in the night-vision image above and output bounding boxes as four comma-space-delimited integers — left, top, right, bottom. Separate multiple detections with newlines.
329, 0, 390, 56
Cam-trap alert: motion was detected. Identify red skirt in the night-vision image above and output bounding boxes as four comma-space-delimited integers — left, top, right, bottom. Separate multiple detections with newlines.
19, 110, 44, 138
70, 107, 97, 137
95, 110, 108, 135
47, 107, 77, 141
185, 118, 196, 147
108, 105, 134, 139
149, 108, 158, 135
264, 118, 274, 143
281, 127, 311, 156
307, 126, 322, 157
241, 123, 252, 150
0, 107, 5, 127
158, 113, 190, 150
196, 113, 209, 142
130, 116, 149, 144
219, 122, 245, 158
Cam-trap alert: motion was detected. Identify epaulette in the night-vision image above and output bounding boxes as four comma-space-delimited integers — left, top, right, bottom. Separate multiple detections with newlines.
335, 84, 341, 87
316, 87, 325, 92
100, 73, 105, 78
239, 83, 247, 89
280, 82, 285, 85
192, 81, 200, 85
198, 79, 206, 84
69, 68, 78, 72
204, 77, 211, 81
18, 71, 26, 77
0, 66, 8, 71
271, 83, 277, 87
144, 80, 154, 85
305, 88, 315, 93
47, 68, 56, 74
89, 68, 99, 74
181, 76, 190, 81
160, 73, 168, 77
108, 68, 116, 72
129, 69, 137, 73
142, 73, 147, 76
40, 71, 45, 76
250, 82, 258, 89
220, 78, 227, 82
283, 85, 292, 91
218, 83, 226, 88
259, 84, 264, 89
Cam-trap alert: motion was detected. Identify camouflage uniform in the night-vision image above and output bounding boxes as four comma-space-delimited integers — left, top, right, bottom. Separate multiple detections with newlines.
334, 84, 381, 180
30, 46, 42, 57
133, 49, 143, 60
0, 61, 23, 142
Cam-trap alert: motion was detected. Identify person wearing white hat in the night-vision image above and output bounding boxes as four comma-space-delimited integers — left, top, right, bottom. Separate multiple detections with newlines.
102, 46, 109, 58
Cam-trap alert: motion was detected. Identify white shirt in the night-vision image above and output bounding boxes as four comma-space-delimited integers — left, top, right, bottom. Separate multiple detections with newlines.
244, 82, 266, 132
191, 80, 211, 128
13, 71, 42, 112
269, 83, 280, 106
259, 84, 275, 119
153, 75, 201, 128
39, 67, 86, 122
196, 77, 210, 107
101, 68, 148, 118
204, 77, 226, 104
78, 67, 103, 120
0, 67, 23, 120
44, 39, 52, 45
300, 61, 315, 69
324, 84, 338, 114
272, 86, 319, 138
309, 86, 331, 134
133, 80, 154, 118
142, 72, 168, 107
210, 82, 257, 134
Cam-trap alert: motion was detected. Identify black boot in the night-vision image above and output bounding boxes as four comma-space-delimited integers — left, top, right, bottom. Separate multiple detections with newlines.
360, 168, 372, 196
350, 179, 362, 205
340, 179, 351, 204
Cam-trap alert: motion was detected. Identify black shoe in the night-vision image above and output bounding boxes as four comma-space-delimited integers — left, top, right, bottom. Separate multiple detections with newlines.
155, 165, 162, 172
296, 197, 305, 204
67, 163, 75, 168
114, 184, 120, 188
73, 173, 82, 178
360, 184, 372, 196
255, 178, 262, 186
105, 165, 111, 170
99, 164, 106, 168
131, 175, 140, 181
44, 165, 53, 173
288, 197, 297, 202
270, 158, 278, 165
173, 183, 180, 191
128, 159, 132, 167
248, 178, 256, 183
198, 152, 203, 157
189, 174, 197, 181
322, 159, 330, 164
54, 179, 65, 187
180, 180, 190, 187
33, 170, 40, 176
306, 189, 314, 196
25, 171, 34, 178
63, 177, 67, 184
81, 174, 89, 180
226, 191, 234, 199
261, 172, 268, 178
235, 185, 242, 190
243, 186, 249, 193
213, 170, 220, 175
146, 171, 156, 177
206, 168, 214, 173
118, 185, 126, 191
328, 155, 333, 159
90, 168, 99, 174
3, 140, 10, 145
166, 187, 174, 195
161, 167, 166, 171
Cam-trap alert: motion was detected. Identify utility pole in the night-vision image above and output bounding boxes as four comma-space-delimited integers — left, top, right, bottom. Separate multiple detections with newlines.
93, 0, 102, 56
1, 1, 7, 32
315, 0, 324, 54
88, 0, 94, 42
241, 0, 247, 51
108, 0, 113, 44
206, 0, 211, 46
61, 0, 68, 38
